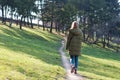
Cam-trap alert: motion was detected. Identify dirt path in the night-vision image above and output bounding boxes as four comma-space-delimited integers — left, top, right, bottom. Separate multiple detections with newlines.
59, 40, 84, 80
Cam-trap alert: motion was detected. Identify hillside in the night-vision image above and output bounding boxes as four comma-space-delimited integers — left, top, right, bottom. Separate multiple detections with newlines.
0, 23, 120, 80
0, 24, 65, 80
77, 43, 120, 80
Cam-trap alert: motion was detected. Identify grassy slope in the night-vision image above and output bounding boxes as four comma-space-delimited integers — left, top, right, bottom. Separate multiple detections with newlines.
78, 43, 120, 80
1, 23, 120, 80
0, 24, 65, 80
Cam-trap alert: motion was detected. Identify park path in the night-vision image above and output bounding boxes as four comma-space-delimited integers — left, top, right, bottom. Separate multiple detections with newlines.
59, 40, 84, 80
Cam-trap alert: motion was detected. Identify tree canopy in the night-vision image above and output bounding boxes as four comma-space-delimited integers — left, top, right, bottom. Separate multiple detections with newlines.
0, 0, 120, 49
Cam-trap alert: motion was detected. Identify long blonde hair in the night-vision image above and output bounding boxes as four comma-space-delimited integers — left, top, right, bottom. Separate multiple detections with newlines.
70, 21, 79, 29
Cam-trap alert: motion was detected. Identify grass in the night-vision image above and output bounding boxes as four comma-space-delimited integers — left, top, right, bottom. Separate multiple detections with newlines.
77, 43, 120, 80
1, 23, 120, 80
64, 38, 120, 79
0, 23, 65, 80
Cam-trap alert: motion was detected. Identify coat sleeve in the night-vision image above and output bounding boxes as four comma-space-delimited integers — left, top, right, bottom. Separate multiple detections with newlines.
66, 30, 73, 50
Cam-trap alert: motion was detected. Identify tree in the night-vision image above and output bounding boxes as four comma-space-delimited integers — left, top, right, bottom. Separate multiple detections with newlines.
7, 0, 17, 27
0, 0, 8, 23
15, 0, 38, 29
41, 0, 77, 33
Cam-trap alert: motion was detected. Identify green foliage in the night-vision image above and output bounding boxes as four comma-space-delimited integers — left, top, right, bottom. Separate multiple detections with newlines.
42, 0, 78, 30
0, 24, 65, 80
15, 0, 38, 16
58, 3, 77, 28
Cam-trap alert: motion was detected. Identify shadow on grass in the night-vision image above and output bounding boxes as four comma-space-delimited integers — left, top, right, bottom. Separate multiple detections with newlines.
78, 54, 120, 79
0, 27, 62, 66
78, 44, 120, 79
82, 44, 120, 61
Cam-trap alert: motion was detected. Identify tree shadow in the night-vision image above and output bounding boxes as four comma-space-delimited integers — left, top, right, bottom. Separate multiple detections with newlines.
81, 44, 120, 62
0, 27, 62, 66
78, 54, 120, 79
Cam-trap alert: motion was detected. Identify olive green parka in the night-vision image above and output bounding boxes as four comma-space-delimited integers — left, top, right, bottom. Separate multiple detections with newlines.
66, 28, 83, 56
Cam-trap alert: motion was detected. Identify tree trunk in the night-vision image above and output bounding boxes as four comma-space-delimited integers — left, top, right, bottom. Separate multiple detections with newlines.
50, 0, 54, 33
16, 16, 19, 25
27, 17, 29, 26
43, 20, 45, 30
1, 5, 5, 23
20, 16, 23, 29
40, 1, 45, 31
9, 11, 13, 27
50, 20, 53, 33
55, 21, 58, 32
4, 6, 7, 24
102, 35, 106, 48
107, 33, 110, 47
83, 28, 86, 42
23, 17, 26, 26
30, 17, 33, 28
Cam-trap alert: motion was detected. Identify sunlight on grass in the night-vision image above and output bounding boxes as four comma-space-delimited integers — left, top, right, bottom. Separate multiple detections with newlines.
24, 27, 60, 43
0, 24, 65, 80
77, 43, 120, 80
79, 71, 116, 80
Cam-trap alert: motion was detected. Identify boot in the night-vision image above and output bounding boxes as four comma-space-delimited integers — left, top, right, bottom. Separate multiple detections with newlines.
74, 69, 77, 74
71, 67, 75, 73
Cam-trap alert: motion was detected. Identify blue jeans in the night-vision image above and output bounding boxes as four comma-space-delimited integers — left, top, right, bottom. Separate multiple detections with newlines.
70, 55, 79, 69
